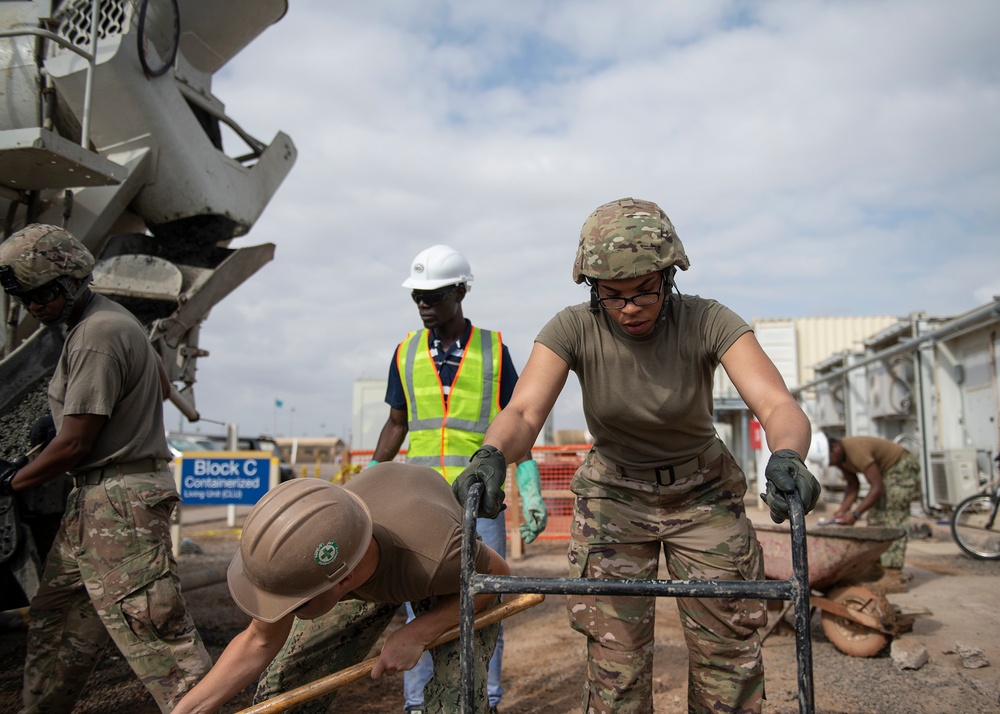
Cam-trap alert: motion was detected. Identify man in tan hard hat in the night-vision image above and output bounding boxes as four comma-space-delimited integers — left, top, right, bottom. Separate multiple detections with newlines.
173, 463, 510, 714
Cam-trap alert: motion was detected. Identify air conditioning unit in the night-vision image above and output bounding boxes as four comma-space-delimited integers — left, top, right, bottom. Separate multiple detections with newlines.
867, 356, 913, 419
815, 382, 845, 428
929, 449, 979, 506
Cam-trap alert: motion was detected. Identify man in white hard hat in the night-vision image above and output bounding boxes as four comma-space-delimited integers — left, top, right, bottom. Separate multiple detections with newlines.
365, 244, 546, 714
173, 464, 510, 714
808, 432, 920, 592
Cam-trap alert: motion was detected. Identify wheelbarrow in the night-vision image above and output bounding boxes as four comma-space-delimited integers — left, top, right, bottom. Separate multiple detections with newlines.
461, 485, 818, 713
757, 524, 913, 657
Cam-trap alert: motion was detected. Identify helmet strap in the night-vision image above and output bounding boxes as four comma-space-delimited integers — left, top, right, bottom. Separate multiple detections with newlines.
655, 268, 678, 326
586, 278, 600, 314
52, 275, 92, 326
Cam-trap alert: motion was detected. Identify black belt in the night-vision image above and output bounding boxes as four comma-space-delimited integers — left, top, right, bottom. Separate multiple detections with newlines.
72, 458, 168, 488
605, 440, 724, 486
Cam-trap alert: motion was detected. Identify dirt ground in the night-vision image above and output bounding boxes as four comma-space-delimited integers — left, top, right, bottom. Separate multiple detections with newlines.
1, 501, 999, 714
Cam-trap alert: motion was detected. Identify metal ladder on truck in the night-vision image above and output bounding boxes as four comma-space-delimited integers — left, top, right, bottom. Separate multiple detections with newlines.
458, 483, 816, 714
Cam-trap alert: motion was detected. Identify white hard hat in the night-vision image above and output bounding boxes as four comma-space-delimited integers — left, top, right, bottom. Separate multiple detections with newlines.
401, 244, 474, 291
806, 431, 829, 469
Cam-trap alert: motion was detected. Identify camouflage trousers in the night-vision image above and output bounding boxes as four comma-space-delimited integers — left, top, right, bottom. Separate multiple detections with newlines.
567, 448, 766, 714
256, 596, 500, 713
21, 469, 211, 714
865, 452, 921, 569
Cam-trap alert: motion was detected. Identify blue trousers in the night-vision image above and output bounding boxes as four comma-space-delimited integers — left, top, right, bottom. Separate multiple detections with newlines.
404, 514, 506, 710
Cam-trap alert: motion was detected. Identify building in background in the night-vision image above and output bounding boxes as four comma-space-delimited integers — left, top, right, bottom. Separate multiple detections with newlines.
714, 299, 1000, 516
274, 437, 346, 465
351, 379, 391, 452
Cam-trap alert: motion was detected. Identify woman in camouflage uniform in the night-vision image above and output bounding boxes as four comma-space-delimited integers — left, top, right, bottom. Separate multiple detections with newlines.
453, 198, 821, 714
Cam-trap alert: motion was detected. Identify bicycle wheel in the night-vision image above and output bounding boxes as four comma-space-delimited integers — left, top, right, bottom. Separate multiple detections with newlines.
951, 494, 1000, 560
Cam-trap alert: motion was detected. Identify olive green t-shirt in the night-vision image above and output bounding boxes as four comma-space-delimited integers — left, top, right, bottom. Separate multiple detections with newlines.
345, 463, 492, 604
840, 436, 906, 476
536, 295, 750, 470
48, 293, 171, 472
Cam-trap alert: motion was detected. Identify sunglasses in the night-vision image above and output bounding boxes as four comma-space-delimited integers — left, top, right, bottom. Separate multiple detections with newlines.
411, 286, 458, 306
8, 281, 65, 307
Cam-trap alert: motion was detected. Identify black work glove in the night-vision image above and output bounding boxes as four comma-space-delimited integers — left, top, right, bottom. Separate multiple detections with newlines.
761, 449, 821, 524
452, 446, 507, 519
29, 415, 56, 451
0, 459, 18, 498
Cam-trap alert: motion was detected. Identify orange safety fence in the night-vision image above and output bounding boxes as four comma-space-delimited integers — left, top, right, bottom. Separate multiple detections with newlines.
347, 446, 590, 542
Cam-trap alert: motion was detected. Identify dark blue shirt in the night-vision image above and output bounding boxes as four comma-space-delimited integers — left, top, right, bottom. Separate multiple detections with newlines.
385, 320, 518, 410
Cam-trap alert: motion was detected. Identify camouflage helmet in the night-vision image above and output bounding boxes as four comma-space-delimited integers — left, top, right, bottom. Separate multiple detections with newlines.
0, 224, 95, 292
227, 478, 373, 623
572, 197, 690, 284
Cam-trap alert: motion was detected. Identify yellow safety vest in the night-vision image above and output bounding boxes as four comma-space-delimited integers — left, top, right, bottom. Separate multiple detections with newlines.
398, 326, 503, 483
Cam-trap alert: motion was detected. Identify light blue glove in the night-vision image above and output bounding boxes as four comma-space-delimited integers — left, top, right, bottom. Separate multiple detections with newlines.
515, 460, 548, 544
367, 459, 379, 469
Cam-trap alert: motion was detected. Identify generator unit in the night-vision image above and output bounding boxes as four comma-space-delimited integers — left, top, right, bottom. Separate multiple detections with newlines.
814, 381, 846, 429
866, 356, 914, 419
928, 449, 979, 507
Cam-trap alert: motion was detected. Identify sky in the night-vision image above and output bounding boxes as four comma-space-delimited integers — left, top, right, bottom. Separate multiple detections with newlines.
164, 0, 1000, 445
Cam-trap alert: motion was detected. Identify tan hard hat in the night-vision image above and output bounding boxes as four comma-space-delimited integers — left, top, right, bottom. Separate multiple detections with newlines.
227, 479, 373, 623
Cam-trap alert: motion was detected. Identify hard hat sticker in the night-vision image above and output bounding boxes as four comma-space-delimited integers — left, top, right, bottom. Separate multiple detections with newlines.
314, 541, 340, 566
413, 263, 425, 273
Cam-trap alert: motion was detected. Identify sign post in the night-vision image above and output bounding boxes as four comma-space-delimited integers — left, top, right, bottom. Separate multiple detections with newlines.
172, 451, 279, 556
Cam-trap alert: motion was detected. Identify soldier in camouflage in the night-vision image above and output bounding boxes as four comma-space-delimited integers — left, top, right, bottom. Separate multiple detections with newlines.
816, 434, 921, 592
0, 224, 211, 713
453, 198, 820, 713
173, 466, 508, 714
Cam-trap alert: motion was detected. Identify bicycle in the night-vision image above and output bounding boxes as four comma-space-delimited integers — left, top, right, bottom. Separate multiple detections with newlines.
950, 453, 1000, 560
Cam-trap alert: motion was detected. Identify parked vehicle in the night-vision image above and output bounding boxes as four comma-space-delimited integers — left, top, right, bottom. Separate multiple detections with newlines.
168, 432, 295, 482
166, 435, 222, 458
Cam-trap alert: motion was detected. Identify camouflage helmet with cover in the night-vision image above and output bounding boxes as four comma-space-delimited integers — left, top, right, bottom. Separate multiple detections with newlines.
0, 223, 95, 292
227, 478, 373, 623
572, 197, 690, 284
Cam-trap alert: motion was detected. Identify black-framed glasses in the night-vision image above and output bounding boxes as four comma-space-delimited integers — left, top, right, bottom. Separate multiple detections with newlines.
7, 281, 64, 307
596, 283, 663, 310
411, 286, 458, 306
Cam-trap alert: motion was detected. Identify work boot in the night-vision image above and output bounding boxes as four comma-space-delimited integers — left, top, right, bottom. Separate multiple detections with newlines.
875, 567, 912, 593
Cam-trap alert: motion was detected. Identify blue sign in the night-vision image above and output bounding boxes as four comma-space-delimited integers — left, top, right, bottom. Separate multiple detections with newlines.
178, 451, 276, 506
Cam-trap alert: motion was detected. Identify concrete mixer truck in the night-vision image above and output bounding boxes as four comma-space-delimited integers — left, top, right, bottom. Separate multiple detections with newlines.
0, 0, 297, 608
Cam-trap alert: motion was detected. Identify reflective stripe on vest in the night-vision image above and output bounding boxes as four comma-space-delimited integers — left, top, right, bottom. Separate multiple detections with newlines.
399, 327, 503, 483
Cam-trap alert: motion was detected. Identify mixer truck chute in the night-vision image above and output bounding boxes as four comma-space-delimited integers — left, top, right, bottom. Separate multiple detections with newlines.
1, 0, 296, 419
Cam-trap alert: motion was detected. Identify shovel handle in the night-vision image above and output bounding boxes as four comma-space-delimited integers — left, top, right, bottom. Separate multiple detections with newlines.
235, 592, 544, 714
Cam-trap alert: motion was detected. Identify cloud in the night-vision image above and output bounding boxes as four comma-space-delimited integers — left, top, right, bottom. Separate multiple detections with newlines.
168, 0, 1000, 441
